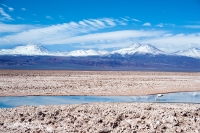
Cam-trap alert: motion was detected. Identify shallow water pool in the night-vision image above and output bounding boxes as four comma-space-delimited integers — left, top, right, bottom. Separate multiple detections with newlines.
0, 91, 200, 108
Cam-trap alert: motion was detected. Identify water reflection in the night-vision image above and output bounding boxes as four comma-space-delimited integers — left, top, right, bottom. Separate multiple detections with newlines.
132, 92, 200, 103
0, 91, 200, 108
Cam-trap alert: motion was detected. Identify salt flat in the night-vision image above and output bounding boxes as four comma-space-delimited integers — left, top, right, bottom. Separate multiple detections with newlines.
0, 70, 200, 132
0, 70, 200, 96
0, 102, 200, 132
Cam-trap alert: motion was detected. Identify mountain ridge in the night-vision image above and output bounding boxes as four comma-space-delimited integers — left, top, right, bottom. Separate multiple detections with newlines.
0, 44, 52, 56
111, 43, 165, 55
0, 43, 200, 59
174, 47, 200, 59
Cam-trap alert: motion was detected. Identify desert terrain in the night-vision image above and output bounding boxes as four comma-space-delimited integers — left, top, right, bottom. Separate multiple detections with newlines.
0, 70, 200, 96
0, 70, 200, 132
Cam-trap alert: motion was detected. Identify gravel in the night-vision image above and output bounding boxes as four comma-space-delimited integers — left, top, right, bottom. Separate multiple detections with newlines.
0, 102, 199, 133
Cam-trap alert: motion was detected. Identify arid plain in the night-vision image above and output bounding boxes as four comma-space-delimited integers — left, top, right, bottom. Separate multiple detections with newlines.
0, 70, 200, 96
0, 70, 200, 133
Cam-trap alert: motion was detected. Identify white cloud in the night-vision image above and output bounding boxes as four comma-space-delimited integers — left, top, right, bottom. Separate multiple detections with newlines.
118, 16, 131, 25
184, 25, 200, 29
76, 42, 134, 49
165, 23, 176, 27
1, 16, 200, 52
1, 4, 14, 12
140, 33, 200, 52
0, 18, 124, 44
92, 19, 106, 27
1, 4, 7, 7
79, 21, 89, 27
143, 22, 151, 26
17, 17, 25, 20
103, 18, 116, 26
0, 23, 35, 33
155, 23, 176, 28
8, 7, 14, 11
43, 30, 165, 45
156, 23, 164, 27
21, 8, 26, 10
116, 20, 127, 26
83, 20, 101, 27
0, 7, 13, 21
121, 18, 129, 21
46, 16, 53, 19
132, 18, 141, 22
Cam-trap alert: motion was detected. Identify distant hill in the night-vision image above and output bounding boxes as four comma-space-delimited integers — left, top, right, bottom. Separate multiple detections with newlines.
0, 54, 200, 71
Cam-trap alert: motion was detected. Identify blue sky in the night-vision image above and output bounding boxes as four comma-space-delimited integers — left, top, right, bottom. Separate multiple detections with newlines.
0, 0, 200, 52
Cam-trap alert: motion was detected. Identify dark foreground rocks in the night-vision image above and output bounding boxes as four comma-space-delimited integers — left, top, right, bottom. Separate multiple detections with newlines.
0, 102, 200, 133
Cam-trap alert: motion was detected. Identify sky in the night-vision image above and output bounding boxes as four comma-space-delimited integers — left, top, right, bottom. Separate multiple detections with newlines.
0, 0, 200, 52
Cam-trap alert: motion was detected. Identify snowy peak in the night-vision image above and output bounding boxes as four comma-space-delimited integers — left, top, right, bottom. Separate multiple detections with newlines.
111, 42, 141, 55
0, 44, 51, 56
67, 49, 109, 56
174, 47, 200, 58
112, 43, 165, 55
15, 44, 50, 54
67, 49, 98, 56
128, 42, 141, 49
135, 44, 164, 54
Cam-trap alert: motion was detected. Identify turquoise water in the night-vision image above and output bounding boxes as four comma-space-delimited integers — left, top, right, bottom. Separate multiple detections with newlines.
0, 91, 200, 108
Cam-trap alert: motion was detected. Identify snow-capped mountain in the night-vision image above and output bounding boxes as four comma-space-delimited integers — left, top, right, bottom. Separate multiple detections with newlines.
0, 44, 51, 56
0, 44, 109, 57
174, 47, 200, 58
1, 43, 200, 59
111, 42, 165, 55
0, 44, 67, 56
67, 49, 109, 56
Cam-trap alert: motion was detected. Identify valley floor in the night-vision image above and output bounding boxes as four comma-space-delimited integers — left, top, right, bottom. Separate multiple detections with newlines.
0, 70, 200, 96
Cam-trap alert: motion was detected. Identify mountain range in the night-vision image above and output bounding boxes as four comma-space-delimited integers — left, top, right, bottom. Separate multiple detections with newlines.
0, 43, 200, 71
1, 43, 200, 59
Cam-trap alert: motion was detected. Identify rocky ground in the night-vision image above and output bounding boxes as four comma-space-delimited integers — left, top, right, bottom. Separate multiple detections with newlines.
0, 70, 200, 96
0, 102, 199, 133
0, 70, 200, 132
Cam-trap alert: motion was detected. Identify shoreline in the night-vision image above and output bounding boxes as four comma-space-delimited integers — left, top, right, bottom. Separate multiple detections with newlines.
0, 90, 200, 97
